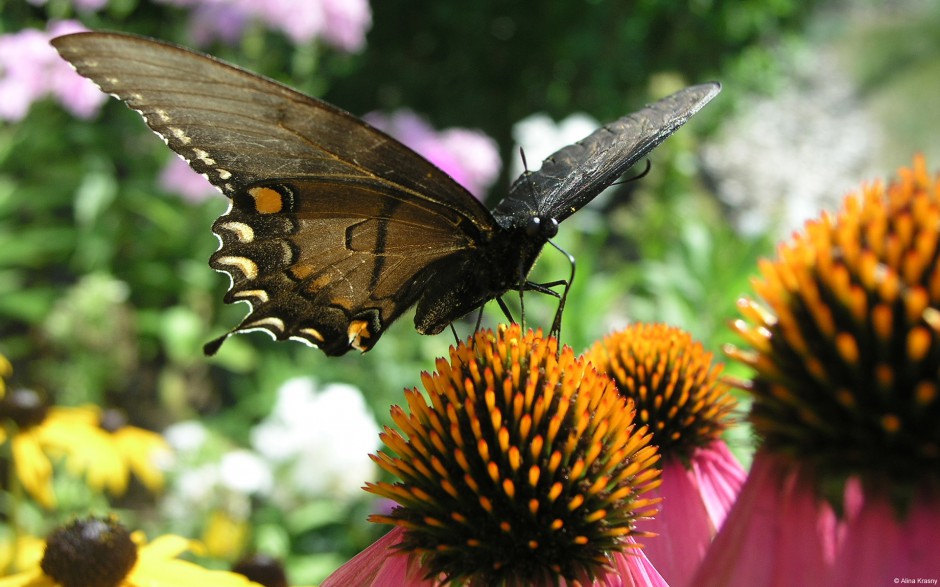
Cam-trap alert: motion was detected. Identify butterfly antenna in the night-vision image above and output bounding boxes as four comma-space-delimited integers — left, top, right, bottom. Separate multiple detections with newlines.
633, 158, 653, 180
515, 146, 535, 331
450, 323, 461, 345
610, 158, 652, 186
546, 239, 576, 341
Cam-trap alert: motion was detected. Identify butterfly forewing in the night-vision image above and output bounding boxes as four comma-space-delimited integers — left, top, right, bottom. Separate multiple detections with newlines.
54, 32, 497, 355
52, 33, 493, 216
495, 83, 721, 225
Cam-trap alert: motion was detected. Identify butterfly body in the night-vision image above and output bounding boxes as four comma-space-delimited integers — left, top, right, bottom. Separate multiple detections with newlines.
53, 32, 720, 356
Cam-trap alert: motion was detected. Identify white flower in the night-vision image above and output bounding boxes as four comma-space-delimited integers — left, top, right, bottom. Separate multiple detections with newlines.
219, 449, 273, 495
163, 420, 209, 452
162, 463, 221, 520
251, 377, 379, 502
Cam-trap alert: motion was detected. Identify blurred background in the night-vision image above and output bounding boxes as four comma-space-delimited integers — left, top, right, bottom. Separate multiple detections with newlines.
1, 0, 938, 582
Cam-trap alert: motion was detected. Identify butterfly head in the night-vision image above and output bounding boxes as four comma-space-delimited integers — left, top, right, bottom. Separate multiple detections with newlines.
525, 216, 559, 240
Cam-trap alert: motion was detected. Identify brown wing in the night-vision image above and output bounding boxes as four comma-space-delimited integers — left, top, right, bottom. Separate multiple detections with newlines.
53, 32, 498, 355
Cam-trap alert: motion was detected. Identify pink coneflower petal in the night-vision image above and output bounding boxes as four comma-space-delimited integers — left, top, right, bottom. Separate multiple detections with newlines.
321, 527, 426, 586
632, 442, 743, 587
693, 451, 840, 586
690, 441, 747, 528
829, 491, 940, 585
635, 456, 715, 587
605, 536, 670, 587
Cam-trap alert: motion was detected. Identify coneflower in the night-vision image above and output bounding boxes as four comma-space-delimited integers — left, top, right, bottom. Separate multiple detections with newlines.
322, 325, 665, 586
586, 323, 744, 587
695, 155, 940, 586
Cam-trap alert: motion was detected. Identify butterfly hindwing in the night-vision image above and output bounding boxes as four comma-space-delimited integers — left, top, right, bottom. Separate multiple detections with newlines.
210, 179, 484, 354
53, 32, 497, 355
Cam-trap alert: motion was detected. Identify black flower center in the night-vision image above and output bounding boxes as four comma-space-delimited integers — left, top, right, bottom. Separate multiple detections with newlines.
232, 554, 288, 587
99, 408, 128, 433
41, 517, 138, 587
0, 388, 49, 430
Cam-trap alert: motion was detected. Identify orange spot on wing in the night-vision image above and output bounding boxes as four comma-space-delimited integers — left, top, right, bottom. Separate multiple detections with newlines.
248, 186, 284, 214
348, 319, 372, 351
289, 264, 315, 280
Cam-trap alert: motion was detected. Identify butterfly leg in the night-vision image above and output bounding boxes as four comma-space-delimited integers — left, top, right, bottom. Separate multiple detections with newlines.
473, 305, 486, 334
496, 296, 516, 326
545, 240, 576, 341
522, 280, 565, 297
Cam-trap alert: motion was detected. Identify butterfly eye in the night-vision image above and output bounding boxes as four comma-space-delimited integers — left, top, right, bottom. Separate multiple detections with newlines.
526, 216, 559, 239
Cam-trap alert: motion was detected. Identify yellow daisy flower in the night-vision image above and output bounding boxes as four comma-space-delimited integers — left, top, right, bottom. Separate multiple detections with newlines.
0, 389, 111, 509
0, 357, 167, 500
56, 406, 170, 495
0, 516, 262, 587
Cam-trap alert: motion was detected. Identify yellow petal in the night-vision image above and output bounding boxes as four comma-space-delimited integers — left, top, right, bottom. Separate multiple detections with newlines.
0, 569, 55, 587
40, 416, 129, 495
138, 535, 197, 561
115, 427, 170, 492
131, 559, 258, 587
12, 433, 55, 509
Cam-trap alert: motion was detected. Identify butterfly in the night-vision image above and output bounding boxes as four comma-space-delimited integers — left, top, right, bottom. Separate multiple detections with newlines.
53, 32, 720, 356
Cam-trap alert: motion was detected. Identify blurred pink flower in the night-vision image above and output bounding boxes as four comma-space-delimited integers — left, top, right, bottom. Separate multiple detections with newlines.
158, 156, 218, 203
636, 442, 745, 587
155, 0, 371, 52
829, 488, 940, 585
187, 4, 249, 47
0, 21, 105, 122
364, 109, 501, 199
319, 0, 373, 52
